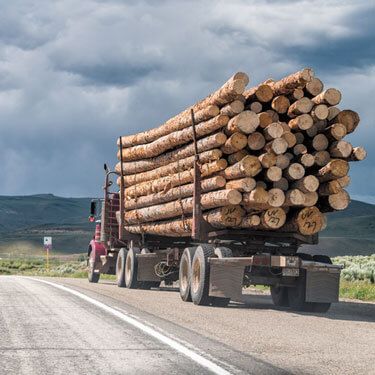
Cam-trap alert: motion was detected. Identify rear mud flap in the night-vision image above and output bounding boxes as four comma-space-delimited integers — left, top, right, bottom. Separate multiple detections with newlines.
305, 269, 340, 303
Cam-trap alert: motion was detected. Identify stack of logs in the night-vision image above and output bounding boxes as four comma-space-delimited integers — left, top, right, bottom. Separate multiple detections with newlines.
115, 68, 366, 237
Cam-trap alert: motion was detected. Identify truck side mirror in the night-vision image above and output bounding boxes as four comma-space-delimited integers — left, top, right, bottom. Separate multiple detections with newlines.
89, 201, 96, 222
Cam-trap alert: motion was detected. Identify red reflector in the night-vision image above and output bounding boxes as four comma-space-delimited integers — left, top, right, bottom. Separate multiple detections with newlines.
88, 216, 95, 222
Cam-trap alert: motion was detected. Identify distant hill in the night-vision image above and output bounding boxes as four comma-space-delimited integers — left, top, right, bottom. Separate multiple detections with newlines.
0, 194, 374, 257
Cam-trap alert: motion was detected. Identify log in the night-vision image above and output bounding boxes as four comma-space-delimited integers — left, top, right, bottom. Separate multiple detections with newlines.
258, 112, 273, 128
324, 123, 347, 141
242, 187, 270, 210
119, 114, 229, 161
312, 88, 341, 106
282, 132, 297, 148
327, 106, 341, 121
312, 134, 329, 151
293, 144, 307, 156
310, 104, 329, 121
221, 132, 248, 154
266, 110, 279, 122
226, 111, 259, 134
330, 140, 353, 158
271, 95, 290, 114
258, 153, 277, 168
263, 122, 284, 140
294, 132, 304, 144
303, 192, 319, 207
118, 149, 222, 186
319, 190, 350, 211
244, 84, 274, 102
249, 101, 263, 113
273, 177, 289, 191
124, 176, 226, 210
123, 189, 242, 224
275, 154, 291, 169
117, 105, 220, 148
260, 208, 287, 229
288, 114, 313, 131
313, 150, 331, 167
284, 189, 305, 206
268, 188, 285, 207
287, 97, 314, 117
220, 100, 245, 117
305, 77, 323, 97
298, 153, 315, 168
227, 149, 249, 165
292, 175, 319, 193
124, 159, 228, 198
270, 68, 314, 95
283, 206, 324, 236
284, 163, 305, 181
318, 176, 350, 195
117, 132, 227, 175
247, 132, 266, 150
240, 214, 261, 228
347, 146, 367, 161
332, 110, 360, 134
264, 138, 288, 155
317, 159, 349, 182
256, 181, 267, 189
226, 177, 256, 193
204, 205, 246, 228
223, 155, 262, 180
288, 88, 304, 101
264, 166, 282, 182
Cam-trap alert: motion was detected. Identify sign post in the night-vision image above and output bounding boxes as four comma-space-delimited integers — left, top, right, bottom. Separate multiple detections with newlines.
43, 237, 52, 271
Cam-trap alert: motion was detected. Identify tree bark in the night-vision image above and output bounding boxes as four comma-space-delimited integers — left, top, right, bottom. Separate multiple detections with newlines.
318, 176, 350, 195
227, 149, 249, 165
123, 189, 242, 224
119, 114, 229, 161
123, 159, 228, 198
118, 149, 222, 186
347, 146, 367, 161
270, 68, 314, 95
124, 176, 226, 210
117, 132, 227, 175
220, 100, 245, 117
331, 110, 360, 134
327, 107, 341, 121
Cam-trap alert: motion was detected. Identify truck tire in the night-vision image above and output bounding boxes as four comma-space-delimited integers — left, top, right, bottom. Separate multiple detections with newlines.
190, 245, 215, 306
125, 247, 141, 289
179, 247, 197, 302
116, 248, 127, 287
88, 251, 100, 283
210, 247, 233, 307
271, 285, 289, 307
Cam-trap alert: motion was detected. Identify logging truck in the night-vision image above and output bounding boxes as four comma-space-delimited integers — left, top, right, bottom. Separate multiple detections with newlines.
87, 162, 342, 313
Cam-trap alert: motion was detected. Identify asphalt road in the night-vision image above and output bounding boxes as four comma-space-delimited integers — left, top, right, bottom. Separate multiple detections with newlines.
0, 276, 374, 375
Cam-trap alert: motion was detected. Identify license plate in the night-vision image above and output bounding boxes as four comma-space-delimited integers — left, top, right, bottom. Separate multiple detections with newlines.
282, 268, 299, 277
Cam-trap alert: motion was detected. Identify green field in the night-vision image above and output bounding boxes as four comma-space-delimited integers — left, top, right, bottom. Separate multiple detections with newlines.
1, 254, 374, 302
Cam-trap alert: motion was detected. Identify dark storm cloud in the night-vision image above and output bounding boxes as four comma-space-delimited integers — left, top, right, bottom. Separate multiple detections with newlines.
0, 0, 374, 202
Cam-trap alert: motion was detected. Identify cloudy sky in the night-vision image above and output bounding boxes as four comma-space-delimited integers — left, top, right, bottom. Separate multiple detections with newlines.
0, 0, 374, 202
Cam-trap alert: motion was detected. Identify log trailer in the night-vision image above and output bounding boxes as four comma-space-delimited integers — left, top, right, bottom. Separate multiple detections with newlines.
87, 126, 342, 313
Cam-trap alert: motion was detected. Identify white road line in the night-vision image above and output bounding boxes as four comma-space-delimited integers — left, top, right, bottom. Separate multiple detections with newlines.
28, 278, 232, 375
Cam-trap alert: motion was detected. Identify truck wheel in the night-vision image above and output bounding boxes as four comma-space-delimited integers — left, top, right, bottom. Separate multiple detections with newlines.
88, 251, 100, 283
125, 247, 141, 289
210, 247, 232, 307
116, 248, 127, 287
179, 247, 197, 302
191, 245, 215, 306
271, 285, 289, 307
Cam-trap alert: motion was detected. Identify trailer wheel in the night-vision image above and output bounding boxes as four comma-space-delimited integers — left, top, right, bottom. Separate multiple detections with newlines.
116, 248, 127, 287
271, 285, 289, 307
210, 247, 232, 307
179, 247, 197, 302
88, 250, 100, 283
125, 247, 141, 289
191, 245, 215, 306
